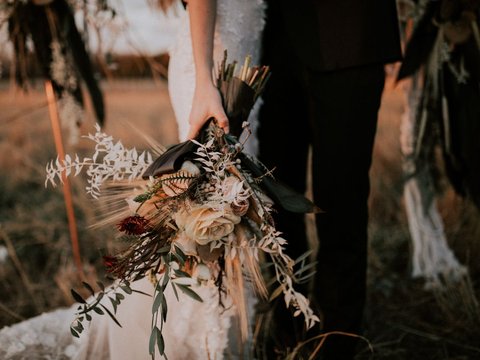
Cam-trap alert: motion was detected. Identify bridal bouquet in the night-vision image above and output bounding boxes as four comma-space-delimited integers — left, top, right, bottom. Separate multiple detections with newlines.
46, 53, 319, 357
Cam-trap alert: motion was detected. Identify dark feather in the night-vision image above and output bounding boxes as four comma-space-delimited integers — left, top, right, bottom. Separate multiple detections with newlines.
218, 78, 255, 137
8, 0, 104, 125
142, 141, 198, 179
397, 2, 439, 81
56, 0, 105, 125
239, 153, 320, 214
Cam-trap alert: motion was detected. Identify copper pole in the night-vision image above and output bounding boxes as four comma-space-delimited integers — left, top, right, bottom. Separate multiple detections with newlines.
45, 80, 84, 280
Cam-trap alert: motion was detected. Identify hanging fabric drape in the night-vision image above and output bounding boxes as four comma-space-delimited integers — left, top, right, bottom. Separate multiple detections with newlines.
398, 0, 480, 287
400, 78, 466, 287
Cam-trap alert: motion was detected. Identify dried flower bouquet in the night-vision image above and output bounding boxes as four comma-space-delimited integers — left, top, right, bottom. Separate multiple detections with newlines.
46, 53, 319, 358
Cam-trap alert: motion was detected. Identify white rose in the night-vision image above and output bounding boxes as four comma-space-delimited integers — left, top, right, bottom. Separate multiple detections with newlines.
175, 204, 241, 245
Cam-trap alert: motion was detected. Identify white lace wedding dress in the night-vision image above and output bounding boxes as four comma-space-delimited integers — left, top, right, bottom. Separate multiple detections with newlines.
169, 0, 265, 155
0, 1, 265, 359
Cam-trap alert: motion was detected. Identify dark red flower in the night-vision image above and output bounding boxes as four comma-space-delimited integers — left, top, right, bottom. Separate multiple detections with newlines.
103, 255, 127, 277
103, 255, 118, 269
117, 215, 150, 235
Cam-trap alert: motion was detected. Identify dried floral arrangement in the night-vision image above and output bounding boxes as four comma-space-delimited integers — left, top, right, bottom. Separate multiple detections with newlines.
398, 0, 480, 209
2, 0, 108, 141
46, 54, 320, 358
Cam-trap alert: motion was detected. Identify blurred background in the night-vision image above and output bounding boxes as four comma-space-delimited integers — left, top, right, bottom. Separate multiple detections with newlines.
0, 1, 480, 359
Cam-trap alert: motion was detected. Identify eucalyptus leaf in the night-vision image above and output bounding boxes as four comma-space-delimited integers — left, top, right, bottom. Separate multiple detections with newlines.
70, 327, 79, 338
100, 304, 122, 328
171, 283, 179, 302
131, 289, 151, 297
120, 285, 132, 295
152, 290, 164, 314
174, 245, 186, 262
161, 295, 168, 322
173, 269, 191, 278
158, 245, 171, 254
96, 292, 104, 302
109, 297, 118, 314
93, 306, 104, 315
71, 289, 86, 304
161, 273, 169, 287
176, 284, 203, 302
157, 329, 165, 355
149, 327, 157, 355
96, 281, 105, 292
76, 321, 84, 331
82, 282, 95, 296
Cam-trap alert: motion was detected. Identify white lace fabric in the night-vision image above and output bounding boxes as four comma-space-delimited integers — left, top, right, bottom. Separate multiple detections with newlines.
0, 308, 81, 360
168, 0, 265, 154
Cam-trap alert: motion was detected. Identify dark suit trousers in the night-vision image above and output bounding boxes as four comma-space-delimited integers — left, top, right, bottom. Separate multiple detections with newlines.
258, 27, 385, 359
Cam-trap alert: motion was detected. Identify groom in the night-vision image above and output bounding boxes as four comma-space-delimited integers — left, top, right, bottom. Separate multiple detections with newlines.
258, 1, 402, 359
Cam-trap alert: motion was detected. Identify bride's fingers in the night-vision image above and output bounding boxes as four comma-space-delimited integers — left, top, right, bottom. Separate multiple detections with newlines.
213, 107, 229, 134
187, 109, 229, 139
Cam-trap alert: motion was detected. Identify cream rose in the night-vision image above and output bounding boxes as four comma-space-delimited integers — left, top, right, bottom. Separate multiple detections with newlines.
175, 204, 241, 245
174, 231, 198, 256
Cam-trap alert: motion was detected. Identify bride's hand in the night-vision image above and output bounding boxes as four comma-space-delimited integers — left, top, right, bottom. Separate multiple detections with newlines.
187, 79, 229, 139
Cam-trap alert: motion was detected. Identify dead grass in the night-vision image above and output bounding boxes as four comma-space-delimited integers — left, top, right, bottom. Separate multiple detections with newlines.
0, 79, 177, 325
0, 78, 479, 359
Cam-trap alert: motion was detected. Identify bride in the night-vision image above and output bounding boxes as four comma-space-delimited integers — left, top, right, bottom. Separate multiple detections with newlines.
0, 0, 265, 359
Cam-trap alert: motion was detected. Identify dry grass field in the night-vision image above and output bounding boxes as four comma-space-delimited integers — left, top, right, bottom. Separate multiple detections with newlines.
0, 77, 479, 359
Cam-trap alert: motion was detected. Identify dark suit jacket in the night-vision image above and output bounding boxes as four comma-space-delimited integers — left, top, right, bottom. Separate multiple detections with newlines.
267, 0, 402, 71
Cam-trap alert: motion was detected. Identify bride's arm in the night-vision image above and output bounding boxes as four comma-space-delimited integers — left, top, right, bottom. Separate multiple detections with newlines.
186, 0, 229, 139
